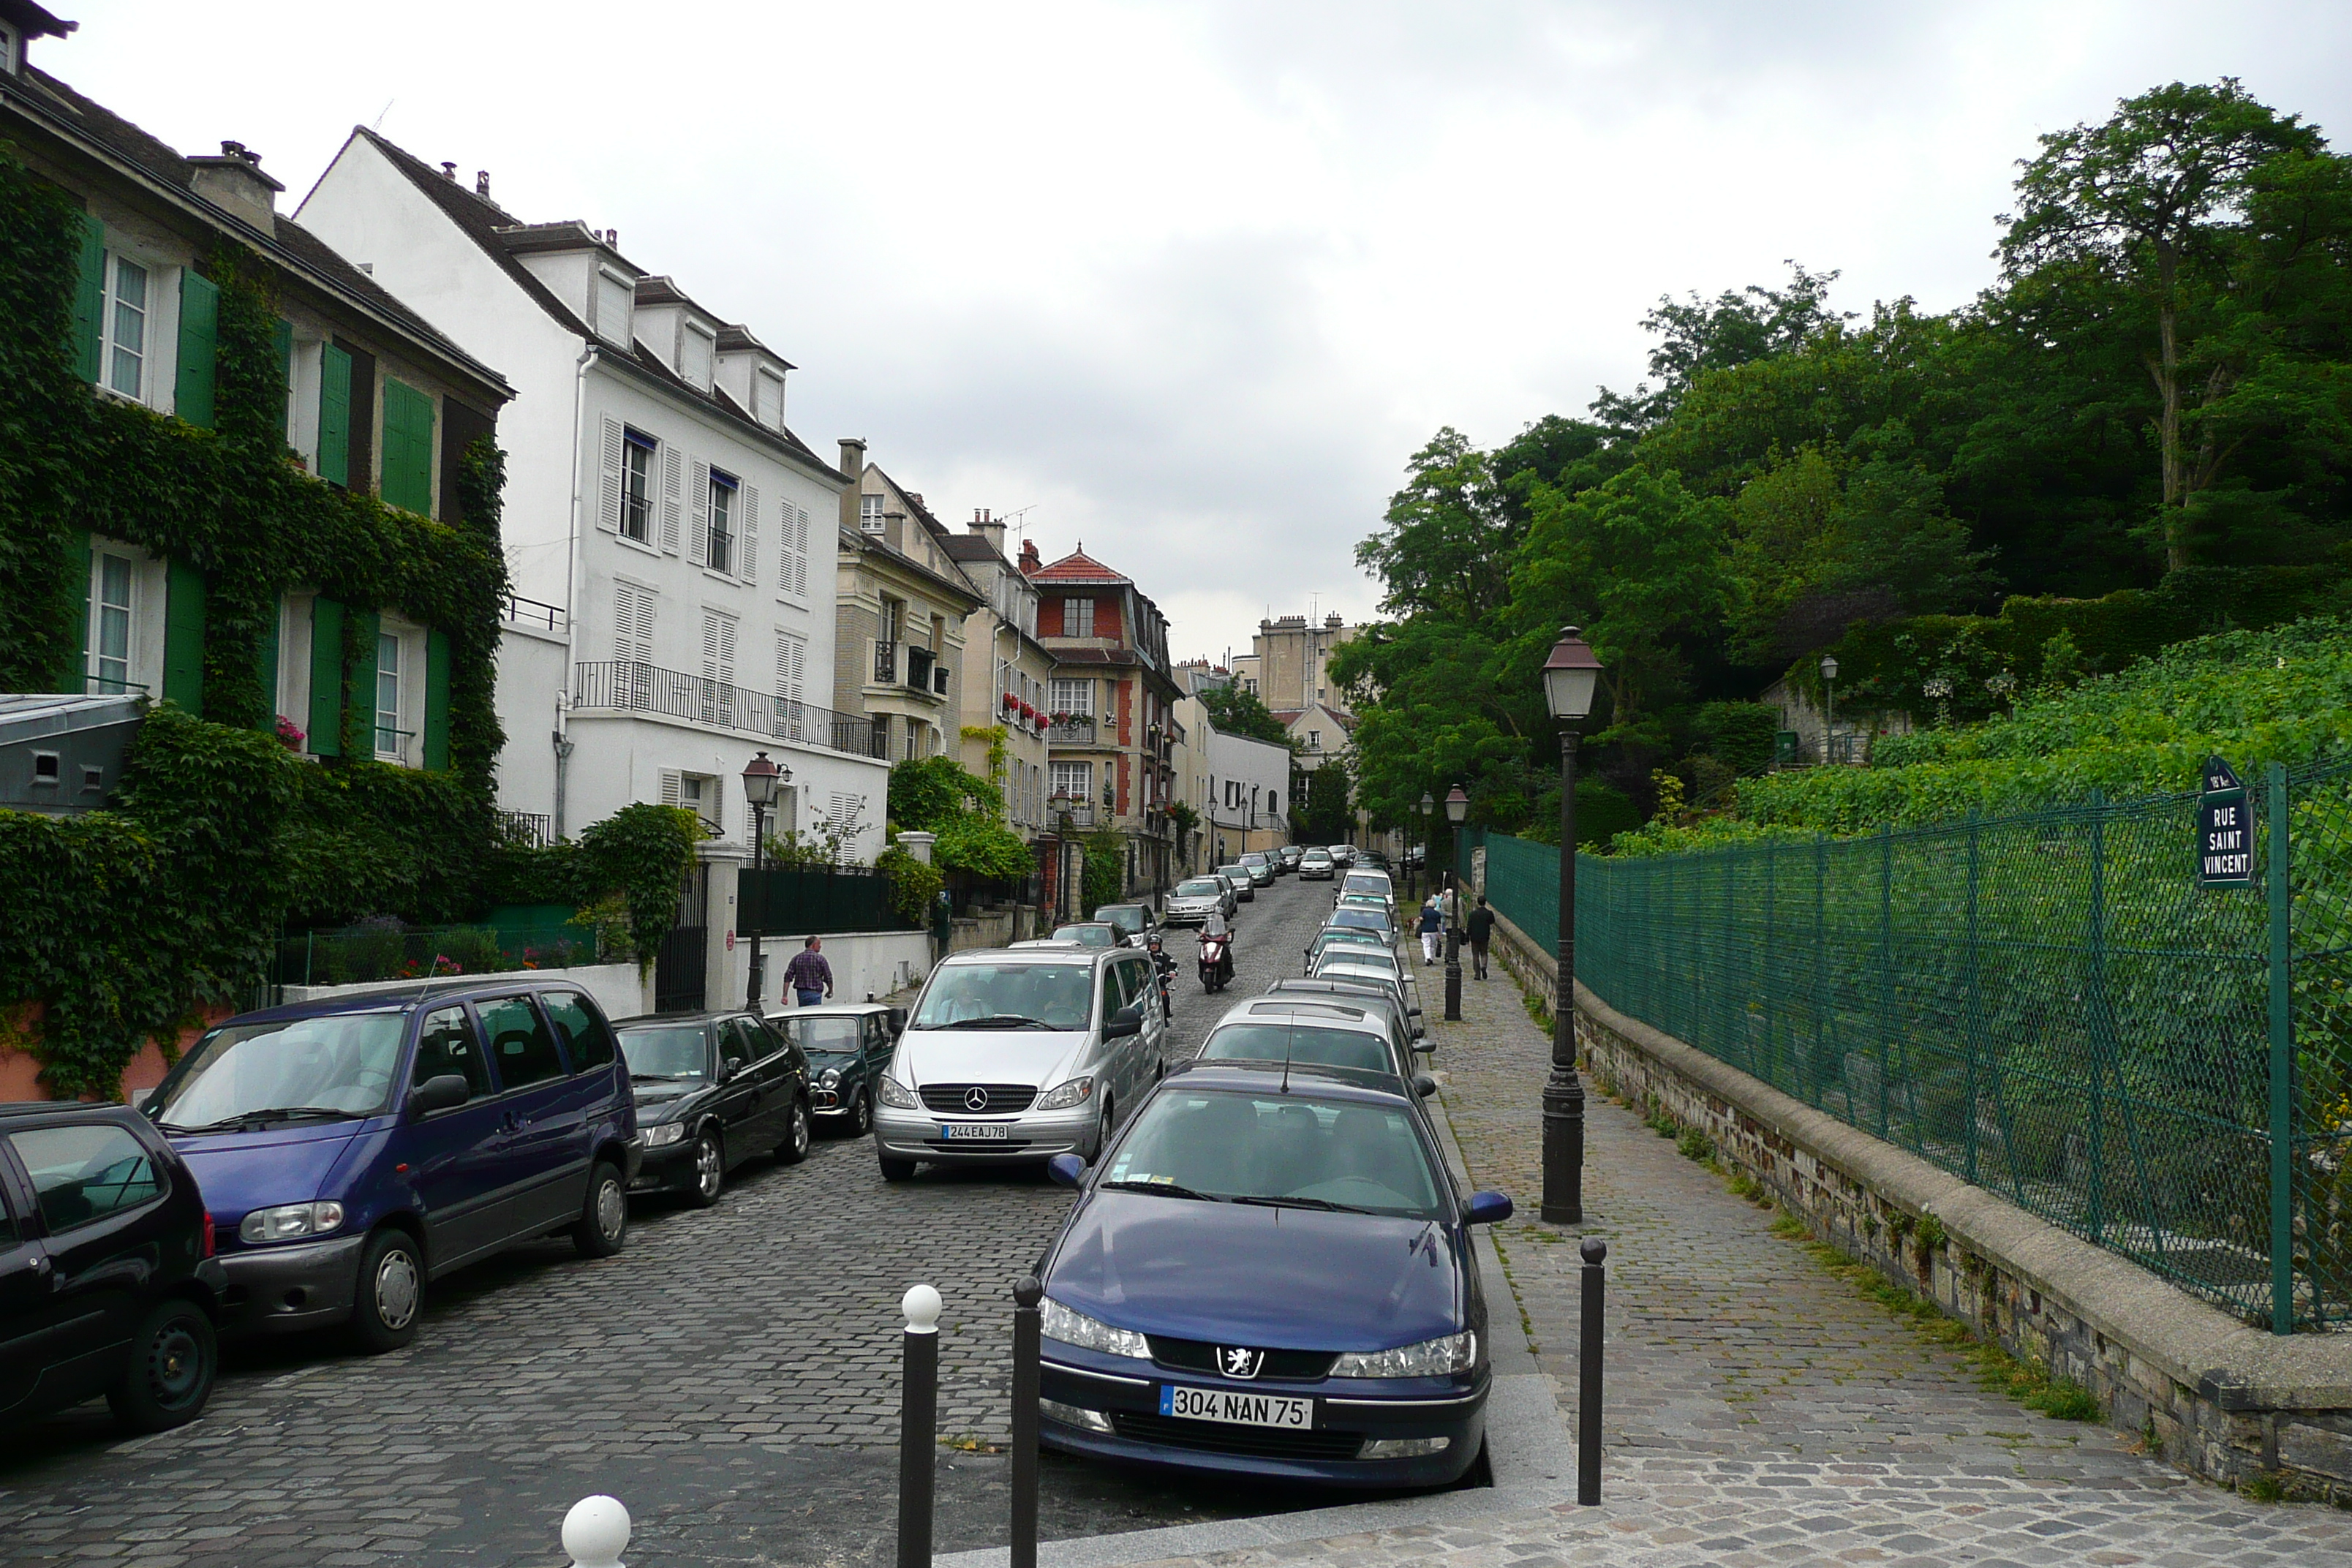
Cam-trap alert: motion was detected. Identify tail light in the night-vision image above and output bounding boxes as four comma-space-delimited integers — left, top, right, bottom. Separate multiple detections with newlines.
200, 1210, 216, 1259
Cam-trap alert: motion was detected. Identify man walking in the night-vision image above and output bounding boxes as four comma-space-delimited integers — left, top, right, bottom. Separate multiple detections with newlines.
1468, 896, 1496, 981
784, 935, 833, 1007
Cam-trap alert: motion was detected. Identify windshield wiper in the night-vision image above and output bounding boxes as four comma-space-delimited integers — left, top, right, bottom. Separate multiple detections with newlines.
170, 1106, 361, 1134
1097, 1179, 1220, 1201
630, 1072, 696, 1082
1230, 1194, 1373, 1215
943, 1014, 1053, 1030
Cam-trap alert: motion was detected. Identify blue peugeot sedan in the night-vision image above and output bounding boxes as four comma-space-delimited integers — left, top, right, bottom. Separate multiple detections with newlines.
1035, 1062, 1510, 1486
141, 979, 638, 1353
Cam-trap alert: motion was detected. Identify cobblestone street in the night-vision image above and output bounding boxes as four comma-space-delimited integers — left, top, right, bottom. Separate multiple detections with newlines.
0, 878, 1352, 1568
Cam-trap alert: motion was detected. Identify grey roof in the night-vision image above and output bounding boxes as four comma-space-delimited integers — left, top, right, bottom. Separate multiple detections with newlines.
0, 691, 143, 738
941, 534, 1000, 564
351, 128, 835, 479
0, 70, 510, 399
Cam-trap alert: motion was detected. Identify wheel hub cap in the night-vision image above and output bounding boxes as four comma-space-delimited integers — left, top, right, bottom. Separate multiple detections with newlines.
376, 1250, 421, 1330
598, 1180, 625, 1237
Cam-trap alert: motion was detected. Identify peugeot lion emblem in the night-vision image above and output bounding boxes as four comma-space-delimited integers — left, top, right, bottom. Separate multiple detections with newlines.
1218, 1346, 1265, 1379
963, 1086, 990, 1112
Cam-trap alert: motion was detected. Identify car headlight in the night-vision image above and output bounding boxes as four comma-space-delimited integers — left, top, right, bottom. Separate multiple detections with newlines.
878, 1076, 919, 1109
1040, 1294, 1150, 1359
238, 1201, 345, 1245
818, 1067, 843, 1088
641, 1121, 687, 1147
1036, 1076, 1094, 1110
1329, 1330, 1477, 1378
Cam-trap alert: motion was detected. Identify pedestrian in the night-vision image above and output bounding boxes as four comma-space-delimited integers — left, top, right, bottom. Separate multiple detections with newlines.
783, 935, 833, 1007
1417, 895, 1442, 965
1468, 896, 1495, 981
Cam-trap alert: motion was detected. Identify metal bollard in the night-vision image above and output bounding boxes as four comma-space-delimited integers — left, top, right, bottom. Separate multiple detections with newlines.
562, 1495, 630, 1568
899, 1283, 942, 1568
1578, 1238, 1606, 1505
1011, 1275, 1043, 1568
1443, 925, 1463, 1022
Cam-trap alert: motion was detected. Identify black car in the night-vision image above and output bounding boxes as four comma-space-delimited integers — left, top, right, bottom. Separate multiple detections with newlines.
1, 1100, 227, 1432
615, 1011, 813, 1205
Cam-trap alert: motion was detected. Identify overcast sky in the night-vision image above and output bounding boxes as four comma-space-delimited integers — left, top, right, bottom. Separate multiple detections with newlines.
53, 1, 2352, 665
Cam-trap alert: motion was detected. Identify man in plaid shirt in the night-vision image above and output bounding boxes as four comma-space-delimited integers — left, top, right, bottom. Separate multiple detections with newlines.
783, 936, 834, 1007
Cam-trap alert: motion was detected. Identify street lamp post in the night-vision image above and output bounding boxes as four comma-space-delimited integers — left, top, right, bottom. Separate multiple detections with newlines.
1820, 652, 1840, 766
1417, 791, 1433, 905
1444, 785, 1469, 1022
1541, 627, 1603, 1225
1049, 788, 1074, 924
741, 751, 788, 1011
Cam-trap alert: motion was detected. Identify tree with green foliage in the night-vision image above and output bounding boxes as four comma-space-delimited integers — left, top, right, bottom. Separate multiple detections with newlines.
884, 754, 1030, 882
1197, 682, 1294, 747
1591, 262, 1852, 434
575, 802, 705, 968
1079, 825, 1127, 916
1292, 757, 1355, 844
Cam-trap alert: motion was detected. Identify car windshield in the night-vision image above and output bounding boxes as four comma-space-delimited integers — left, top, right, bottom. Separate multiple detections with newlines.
1175, 880, 1222, 898
1344, 875, 1391, 897
1314, 927, 1387, 949
1098, 907, 1145, 937
1104, 1088, 1444, 1218
1320, 949, 1401, 974
1201, 1024, 1392, 1076
913, 962, 1095, 1030
1330, 908, 1392, 931
618, 1025, 712, 1079
780, 1016, 862, 1055
1218, 867, 1248, 881
1241, 854, 1267, 867
151, 1013, 407, 1129
1052, 925, 1116, 947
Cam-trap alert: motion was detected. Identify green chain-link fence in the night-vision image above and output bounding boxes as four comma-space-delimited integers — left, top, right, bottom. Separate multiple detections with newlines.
1473, 755, 2352, 1334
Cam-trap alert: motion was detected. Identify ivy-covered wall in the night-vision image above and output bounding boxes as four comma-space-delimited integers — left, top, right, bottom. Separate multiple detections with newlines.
0, 149, 513, 1096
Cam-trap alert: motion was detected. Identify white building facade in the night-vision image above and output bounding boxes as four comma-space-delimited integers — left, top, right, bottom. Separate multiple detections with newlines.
1206, 725, 1290, 861
295, 130, 889, 866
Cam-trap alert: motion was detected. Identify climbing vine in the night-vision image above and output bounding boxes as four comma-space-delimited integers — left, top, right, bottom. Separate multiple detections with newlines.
0, 146, 511, 1094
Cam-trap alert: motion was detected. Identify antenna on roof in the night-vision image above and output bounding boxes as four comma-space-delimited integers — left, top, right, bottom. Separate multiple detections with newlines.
371, 99, 395, 132
1279, 1025, 1294, 1095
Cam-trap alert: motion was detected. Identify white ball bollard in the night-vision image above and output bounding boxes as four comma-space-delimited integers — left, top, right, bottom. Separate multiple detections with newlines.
902, 1281, 942, 1334
562, 1494, 630, 1568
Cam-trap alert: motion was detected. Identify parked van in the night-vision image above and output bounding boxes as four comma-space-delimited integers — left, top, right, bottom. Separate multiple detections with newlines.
143, 979, 638, 1352
871, 946, 1168, 1180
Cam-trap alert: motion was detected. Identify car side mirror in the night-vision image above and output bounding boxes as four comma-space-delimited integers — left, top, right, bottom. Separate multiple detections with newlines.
1103, 1004, 1143, 1041
720, 1058, 745, 1084
1047, 1153, 1088, 1188
1413, 1073, 1439, 1098
1412, 1039, 1436, 1054
886, 1008, 908, 1036
407, 1074, 470, 1117
1463, 1190, 1513, 1225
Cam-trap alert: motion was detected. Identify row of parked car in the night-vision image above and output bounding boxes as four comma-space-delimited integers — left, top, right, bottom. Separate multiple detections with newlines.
0, 980, 911, 1436
860, 855, 1504, 1486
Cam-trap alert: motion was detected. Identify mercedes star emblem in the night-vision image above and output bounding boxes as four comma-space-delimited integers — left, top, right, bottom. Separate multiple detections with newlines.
963, 1086, 990, 1112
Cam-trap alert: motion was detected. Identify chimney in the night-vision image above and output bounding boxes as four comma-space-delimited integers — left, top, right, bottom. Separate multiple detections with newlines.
968, 507, 1008, 557
1019, 538, 1041, 576
441, 161, 457, 181
475, 170, 491, 197
185, 141, 283, 235
837, 439, 867, 535
1325, 611, 1343, 629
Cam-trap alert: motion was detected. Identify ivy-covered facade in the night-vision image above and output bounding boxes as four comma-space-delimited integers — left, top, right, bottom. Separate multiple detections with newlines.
0, 19, 516, 1098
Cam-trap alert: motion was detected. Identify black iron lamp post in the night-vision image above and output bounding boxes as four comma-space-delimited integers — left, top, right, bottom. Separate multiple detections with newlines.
1443, 785, 1469, 1022
1417, 791, 1433, 903
1541, 626, 1603, 1224
1049, 788, 1074, 923
1820, 652, 1839, 766
742, 750, 789, 1010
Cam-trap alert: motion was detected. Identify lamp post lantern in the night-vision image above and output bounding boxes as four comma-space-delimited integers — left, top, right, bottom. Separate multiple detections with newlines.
1541, 627, 1602, 1224
1444, 785, 1469, 1022
1819, 652, 1840, 766
741, 751, 788, 1010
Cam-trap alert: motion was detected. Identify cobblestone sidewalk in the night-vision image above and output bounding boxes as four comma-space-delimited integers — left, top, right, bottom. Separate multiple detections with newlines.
1112, 954, 2352, 1567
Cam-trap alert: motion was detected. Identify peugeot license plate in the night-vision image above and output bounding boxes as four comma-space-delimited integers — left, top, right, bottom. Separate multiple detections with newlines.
941, 1123, 1009, 1140
1159, 1385, 1313, 1428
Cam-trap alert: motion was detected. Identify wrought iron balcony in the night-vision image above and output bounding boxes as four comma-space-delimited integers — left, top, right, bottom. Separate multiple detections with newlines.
571, 661, 889, 758
1047, 716, 1097, 744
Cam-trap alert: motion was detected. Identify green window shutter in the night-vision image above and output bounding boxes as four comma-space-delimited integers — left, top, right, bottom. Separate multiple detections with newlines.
308, 595, 344, 756
70, 214, 105, 383
423, 628, 452, 770
162, 559, 207, 710
72, 532, 93, 690
175, 271, 219, 429
349, 608, 381, 757
257, 598, 281, 730
317, 343, 353, 487
381, 380, 436, 514
273, 317, 294, 442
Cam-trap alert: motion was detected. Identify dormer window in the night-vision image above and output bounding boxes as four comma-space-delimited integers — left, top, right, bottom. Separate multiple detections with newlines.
860, 494, 885, 535
595, 269, 633, 347
0, 23, 19, 74
680, 323, 715, 390
754, 369, 784, 428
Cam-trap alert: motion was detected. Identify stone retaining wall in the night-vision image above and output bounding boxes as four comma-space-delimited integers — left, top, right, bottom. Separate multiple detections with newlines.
1485, 906, 2352, 1501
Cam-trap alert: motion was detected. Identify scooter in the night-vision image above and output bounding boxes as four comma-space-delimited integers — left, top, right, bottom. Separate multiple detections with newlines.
1198, 930, 1234, 992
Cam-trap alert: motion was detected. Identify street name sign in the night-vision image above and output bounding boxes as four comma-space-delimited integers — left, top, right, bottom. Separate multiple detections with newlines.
2197, 755, 2253, 888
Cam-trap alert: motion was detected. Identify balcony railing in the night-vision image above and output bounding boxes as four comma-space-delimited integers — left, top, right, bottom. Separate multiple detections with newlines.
874, 640, 897, 684
495, 810, 554, 848
1047, 716, 1097, 744
501, 592, 567, 633
906, 646, 935, 694
572, 661, 889, 758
